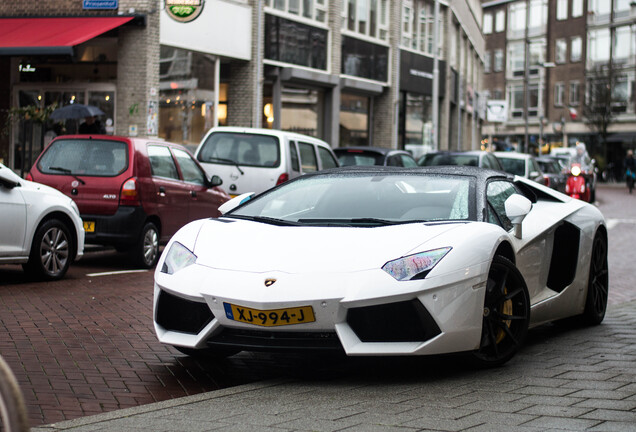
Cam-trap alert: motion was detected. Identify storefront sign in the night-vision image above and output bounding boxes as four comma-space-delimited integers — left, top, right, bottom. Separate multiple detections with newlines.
486, 100, 508, 122
83, 0, 118, 9
399, 50, 446, 96
165, 0, 205, 23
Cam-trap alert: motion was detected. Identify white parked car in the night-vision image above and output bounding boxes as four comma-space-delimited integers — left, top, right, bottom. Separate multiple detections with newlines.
154, 166, 608, 367
494, 151, 546, 185
194, 127, 339, 197
0, 164, 84, 280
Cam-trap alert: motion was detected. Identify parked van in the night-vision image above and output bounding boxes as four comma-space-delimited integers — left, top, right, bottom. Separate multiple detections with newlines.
195, 127, 339, 196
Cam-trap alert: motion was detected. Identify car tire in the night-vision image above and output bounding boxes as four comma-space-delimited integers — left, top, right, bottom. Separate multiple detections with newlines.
132, 222, 160, 269
23, 218, 73, 281
174, 346, 240, 359
471, 255, 530, 367
581, 232, 608, 326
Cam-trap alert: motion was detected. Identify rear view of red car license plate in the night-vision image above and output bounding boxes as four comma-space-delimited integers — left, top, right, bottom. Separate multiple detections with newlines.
223, 303, 315, 327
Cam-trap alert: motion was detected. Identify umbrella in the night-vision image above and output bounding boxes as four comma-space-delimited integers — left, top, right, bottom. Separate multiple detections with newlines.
49, 103, 105, 120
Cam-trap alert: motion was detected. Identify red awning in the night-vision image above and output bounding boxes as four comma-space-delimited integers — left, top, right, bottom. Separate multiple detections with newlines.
0, 17, 135, 55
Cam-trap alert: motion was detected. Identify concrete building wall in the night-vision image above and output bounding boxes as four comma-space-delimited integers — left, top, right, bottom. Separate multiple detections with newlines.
371, 0, 401, 149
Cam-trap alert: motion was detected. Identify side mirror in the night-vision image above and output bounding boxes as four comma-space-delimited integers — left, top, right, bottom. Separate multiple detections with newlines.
218, 192, 255, 215
529, 171, 540, 178
505, 194, 532, 239
209, 175, 223, 187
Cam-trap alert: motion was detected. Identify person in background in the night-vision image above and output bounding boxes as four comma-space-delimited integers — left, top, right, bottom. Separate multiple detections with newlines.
78, 116, 105, 134
625, 149, 635, 174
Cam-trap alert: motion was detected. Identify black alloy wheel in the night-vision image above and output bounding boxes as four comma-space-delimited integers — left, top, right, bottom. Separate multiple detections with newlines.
472, 256, 530, 367
582, 232, 609, 325
23, 219, 73, 280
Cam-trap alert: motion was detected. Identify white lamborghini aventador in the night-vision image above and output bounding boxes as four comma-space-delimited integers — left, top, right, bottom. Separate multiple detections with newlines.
153, 166, 608, 366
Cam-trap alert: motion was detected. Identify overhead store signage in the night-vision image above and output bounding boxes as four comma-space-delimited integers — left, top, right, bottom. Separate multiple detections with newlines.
165, 0, 205, 23
83, 0, 118, 9
486, 100, 508, 123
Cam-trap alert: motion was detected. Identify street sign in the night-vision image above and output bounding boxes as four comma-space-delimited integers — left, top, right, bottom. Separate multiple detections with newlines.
83, 0, 118, 9
486, 100, 508, 123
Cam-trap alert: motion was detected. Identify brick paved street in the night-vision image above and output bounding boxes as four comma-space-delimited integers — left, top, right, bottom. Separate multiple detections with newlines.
1, 183, 636, 429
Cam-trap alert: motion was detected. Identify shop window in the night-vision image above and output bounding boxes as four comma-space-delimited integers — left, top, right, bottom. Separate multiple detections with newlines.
339, 93, 369, 147
281, 87, 323, 138
342, 36, 389, 82
399, 92, 432, 151
265, 14, 327, 70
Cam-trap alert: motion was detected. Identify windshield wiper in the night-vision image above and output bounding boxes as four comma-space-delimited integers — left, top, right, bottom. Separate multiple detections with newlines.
223, 214, 300, 226
204, 157, 244, 175
49, 167, 85, 185
297, 218, 410, 226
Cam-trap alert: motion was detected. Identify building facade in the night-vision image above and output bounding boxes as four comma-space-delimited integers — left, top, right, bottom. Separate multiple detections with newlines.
0, 0, 159, 176
481, 0, 636, 172
0, 0, 485, 175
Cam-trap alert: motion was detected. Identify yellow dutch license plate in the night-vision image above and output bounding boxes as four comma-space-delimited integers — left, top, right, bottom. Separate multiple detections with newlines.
83, 221, 95, 233
223, 303, 315, 327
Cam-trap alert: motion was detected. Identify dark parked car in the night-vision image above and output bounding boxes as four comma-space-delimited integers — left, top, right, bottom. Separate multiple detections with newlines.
418, 151, 504, 171
536, 156, 567, 193
335, 147, 418, 167
27, 135, 230, 268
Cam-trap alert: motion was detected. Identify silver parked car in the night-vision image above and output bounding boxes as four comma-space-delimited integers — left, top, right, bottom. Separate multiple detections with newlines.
0, 163, 84, 280
195, 127, 339, 197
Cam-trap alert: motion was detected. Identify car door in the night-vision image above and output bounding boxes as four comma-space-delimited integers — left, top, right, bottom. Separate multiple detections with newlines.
147, 144, 191, 238
172, 147, 227, 221
0, 180, 27, 257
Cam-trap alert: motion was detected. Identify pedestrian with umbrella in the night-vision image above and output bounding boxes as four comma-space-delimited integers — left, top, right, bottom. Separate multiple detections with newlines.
49, 103, 106, 134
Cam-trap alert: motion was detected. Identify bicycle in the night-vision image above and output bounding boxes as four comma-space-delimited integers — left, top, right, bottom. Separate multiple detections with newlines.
0, 355, 29, 432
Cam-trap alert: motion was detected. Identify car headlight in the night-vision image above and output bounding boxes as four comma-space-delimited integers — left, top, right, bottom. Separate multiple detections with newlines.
161, 242, 197, 275
382, 247, 451, 281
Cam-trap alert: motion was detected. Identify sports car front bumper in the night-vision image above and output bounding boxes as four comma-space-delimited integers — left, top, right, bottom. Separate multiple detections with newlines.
153, 261, 490, 356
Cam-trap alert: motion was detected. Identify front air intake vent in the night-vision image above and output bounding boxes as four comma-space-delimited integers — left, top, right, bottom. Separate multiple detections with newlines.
156, 290, 214, 334
347, 299, 441, 342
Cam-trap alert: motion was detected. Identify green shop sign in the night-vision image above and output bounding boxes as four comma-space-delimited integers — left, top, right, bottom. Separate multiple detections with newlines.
165, 0, 204, 23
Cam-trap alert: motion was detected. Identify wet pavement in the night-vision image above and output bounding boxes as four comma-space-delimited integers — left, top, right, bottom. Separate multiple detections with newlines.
1, 183, 635, 429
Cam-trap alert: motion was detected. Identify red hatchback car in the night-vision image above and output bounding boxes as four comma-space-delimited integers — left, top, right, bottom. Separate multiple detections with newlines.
28, 135, 230, 268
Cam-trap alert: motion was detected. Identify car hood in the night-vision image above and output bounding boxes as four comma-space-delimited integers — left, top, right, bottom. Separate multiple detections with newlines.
20, 178, 69, 198
192, 219, 463, 273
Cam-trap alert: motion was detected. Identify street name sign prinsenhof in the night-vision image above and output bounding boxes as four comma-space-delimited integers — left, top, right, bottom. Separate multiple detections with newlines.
486, 100, 508, 123
83, 0, 118, 9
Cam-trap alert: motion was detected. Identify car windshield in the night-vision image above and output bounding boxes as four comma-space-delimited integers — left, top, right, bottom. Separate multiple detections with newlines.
336, 151, 384, 166
228, 172, 473, 226
497, 158, 526, 176
37, 139, 127, 176
420, 154, 479, 167
197, 132, 281, 168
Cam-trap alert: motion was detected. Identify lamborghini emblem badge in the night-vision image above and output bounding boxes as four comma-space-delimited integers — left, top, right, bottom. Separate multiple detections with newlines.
264, 278, 277, 287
